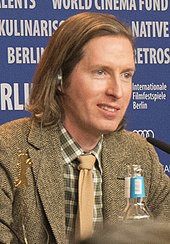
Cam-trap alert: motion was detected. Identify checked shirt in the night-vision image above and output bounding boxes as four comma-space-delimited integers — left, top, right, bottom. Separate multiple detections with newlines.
59, 124, 103, 241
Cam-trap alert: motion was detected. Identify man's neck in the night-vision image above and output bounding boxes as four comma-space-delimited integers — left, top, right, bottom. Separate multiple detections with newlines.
63, 123, 102, 152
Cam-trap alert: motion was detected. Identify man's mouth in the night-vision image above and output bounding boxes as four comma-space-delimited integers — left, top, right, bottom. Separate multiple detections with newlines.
98, 105, 116, 112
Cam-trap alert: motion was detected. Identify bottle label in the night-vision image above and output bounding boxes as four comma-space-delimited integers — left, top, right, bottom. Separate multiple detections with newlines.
130, 176, 145, 198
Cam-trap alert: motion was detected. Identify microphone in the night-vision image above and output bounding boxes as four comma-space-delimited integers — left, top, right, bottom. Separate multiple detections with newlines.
146, 137, 170, 154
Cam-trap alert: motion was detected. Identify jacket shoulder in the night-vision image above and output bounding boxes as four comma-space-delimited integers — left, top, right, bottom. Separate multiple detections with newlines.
104, 129, 158, 162
105, 129, 149, 148
121, 129, 148, 146
0, 117, 32, 141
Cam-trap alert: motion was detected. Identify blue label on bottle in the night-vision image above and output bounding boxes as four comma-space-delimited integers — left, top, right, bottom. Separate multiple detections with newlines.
130, 176, 145, 198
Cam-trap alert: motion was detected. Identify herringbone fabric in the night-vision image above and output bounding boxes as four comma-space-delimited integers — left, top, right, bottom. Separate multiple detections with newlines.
1, 118, 170, 244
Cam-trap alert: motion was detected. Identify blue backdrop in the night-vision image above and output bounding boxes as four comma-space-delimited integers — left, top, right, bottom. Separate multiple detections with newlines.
0, 0, 170, 176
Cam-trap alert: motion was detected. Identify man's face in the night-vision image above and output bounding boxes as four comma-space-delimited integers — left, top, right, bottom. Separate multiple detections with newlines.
63, 36, 135, 138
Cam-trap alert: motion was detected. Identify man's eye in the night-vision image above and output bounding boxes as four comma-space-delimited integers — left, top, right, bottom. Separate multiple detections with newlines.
122, 72, 133, 80
96, 70, 105, 75
125, 73, 131, 78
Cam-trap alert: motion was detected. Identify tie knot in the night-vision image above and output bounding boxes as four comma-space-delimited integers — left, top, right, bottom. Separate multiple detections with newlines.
78, 154, 96, 170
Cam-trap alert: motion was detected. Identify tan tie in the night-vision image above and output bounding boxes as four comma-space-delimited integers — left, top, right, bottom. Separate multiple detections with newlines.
76, 154, 96, 241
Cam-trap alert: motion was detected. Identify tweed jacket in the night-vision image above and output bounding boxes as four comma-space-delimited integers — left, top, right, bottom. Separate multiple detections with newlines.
0, 118, 170, 244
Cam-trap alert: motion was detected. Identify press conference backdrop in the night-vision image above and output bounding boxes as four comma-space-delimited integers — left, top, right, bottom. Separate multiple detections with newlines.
0, 1, 170, 176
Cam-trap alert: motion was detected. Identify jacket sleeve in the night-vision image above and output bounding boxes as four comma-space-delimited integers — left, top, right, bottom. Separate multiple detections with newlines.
0, 119, 31, 244
0, 148, 15, 243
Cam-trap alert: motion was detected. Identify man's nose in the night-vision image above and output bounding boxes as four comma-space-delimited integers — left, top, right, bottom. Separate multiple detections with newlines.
105, 76, 123, 99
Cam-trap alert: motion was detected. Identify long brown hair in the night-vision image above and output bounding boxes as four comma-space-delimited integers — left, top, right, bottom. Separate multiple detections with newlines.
27, 12, 135, 128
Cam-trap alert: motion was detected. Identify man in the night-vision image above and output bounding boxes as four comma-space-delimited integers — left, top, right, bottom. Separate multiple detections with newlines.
0, 12, 170, 244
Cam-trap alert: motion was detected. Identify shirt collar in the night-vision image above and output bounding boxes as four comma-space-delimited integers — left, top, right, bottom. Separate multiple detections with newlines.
59, 123, 103, 172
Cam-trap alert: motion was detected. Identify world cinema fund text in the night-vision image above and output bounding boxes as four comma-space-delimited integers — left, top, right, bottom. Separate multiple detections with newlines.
132, 82, 168, 110
51, 0, 169, 11
0, 0, 169, 11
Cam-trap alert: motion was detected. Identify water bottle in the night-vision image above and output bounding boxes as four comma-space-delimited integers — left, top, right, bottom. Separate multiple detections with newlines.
120, 165, 151, 222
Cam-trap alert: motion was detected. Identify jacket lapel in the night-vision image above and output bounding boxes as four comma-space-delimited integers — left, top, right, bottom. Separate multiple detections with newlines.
28, 122, 65, 242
